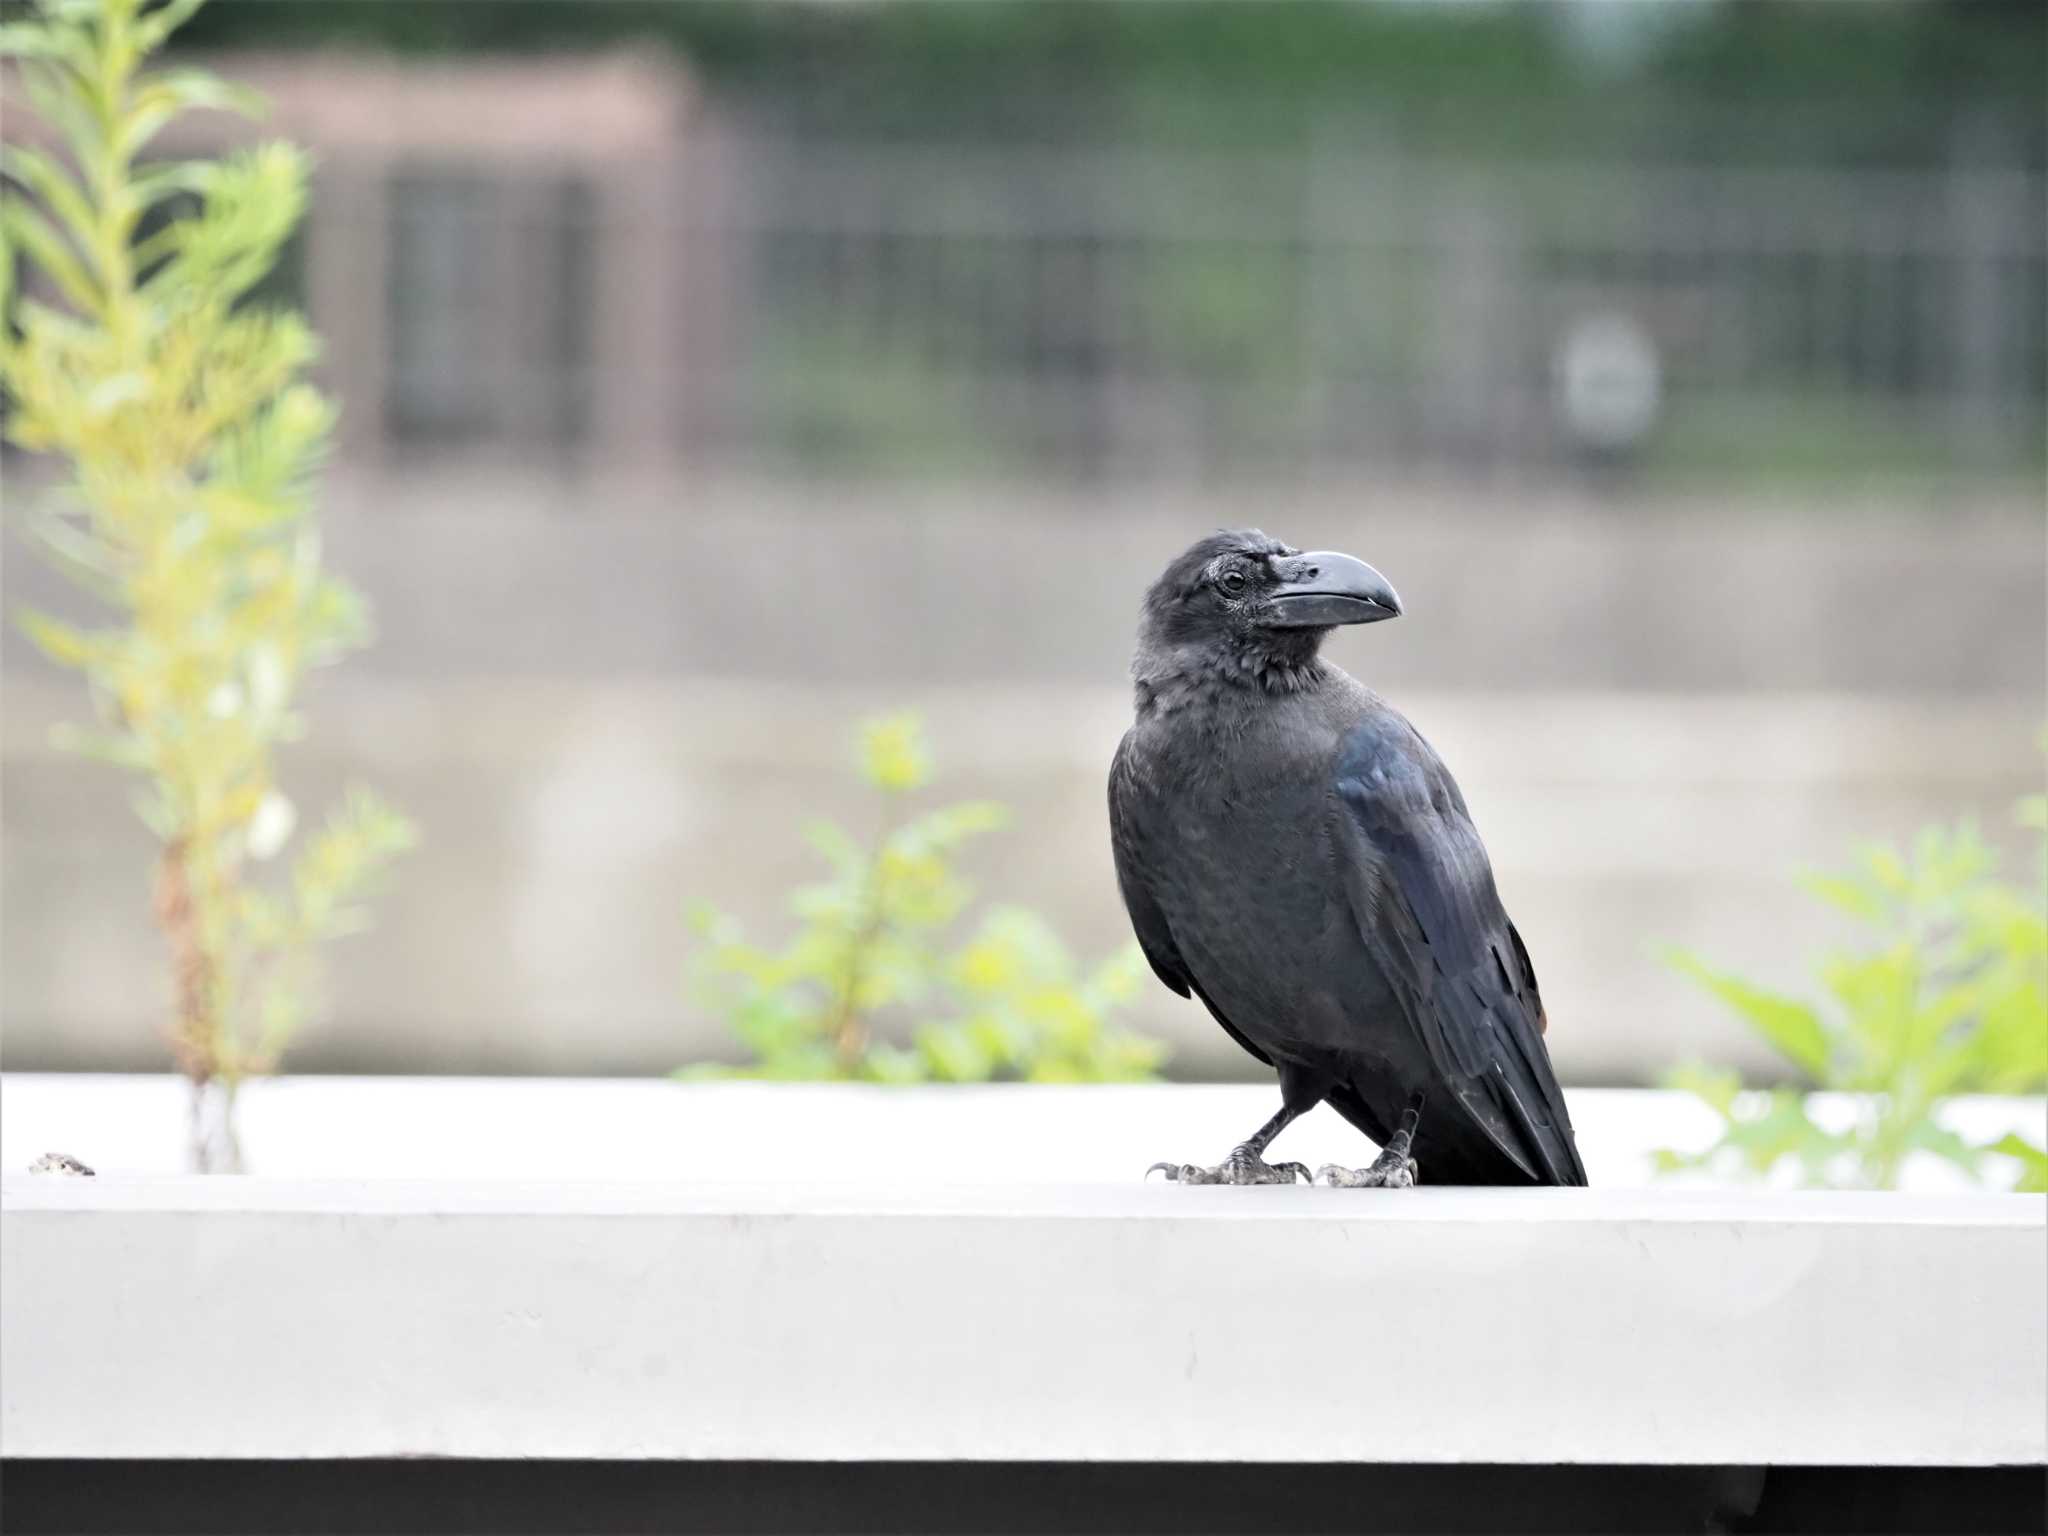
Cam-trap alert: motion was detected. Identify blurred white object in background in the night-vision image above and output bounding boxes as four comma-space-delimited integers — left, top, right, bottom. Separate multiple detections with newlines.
1554, 312, 1663, 454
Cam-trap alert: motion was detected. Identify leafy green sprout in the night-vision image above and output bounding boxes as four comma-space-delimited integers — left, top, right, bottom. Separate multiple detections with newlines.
1659, 795, 2047, 1192
0, 0, 413, 1170
683, 713, 1164, 1084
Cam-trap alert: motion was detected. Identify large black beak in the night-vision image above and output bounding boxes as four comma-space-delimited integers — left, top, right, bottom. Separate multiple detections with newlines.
1264, 551, 1403, 628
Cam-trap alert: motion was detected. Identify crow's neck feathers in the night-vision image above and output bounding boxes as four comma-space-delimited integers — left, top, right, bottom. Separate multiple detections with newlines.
1131, 632, 1331, 723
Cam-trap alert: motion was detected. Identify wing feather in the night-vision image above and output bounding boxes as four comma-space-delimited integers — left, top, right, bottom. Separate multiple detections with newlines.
1332, 719, 1586, 1186
1110, 733, 1274, 1069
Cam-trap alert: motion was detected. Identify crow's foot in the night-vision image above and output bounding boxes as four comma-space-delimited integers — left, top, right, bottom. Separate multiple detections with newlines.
1315, 1147, 1419, 1188
1147, 1144, 1310, 1185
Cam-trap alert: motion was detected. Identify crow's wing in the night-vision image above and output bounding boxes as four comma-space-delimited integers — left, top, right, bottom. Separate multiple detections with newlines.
1109, 733, 1273, 1068
1331, 716, 1585, 1185
1108, 733, 1190, 999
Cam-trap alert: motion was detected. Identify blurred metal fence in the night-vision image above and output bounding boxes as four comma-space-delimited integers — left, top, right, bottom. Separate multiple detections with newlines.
701, 139, 2045, 482
347, 134, 2045, 486
39, 58, 2023, 487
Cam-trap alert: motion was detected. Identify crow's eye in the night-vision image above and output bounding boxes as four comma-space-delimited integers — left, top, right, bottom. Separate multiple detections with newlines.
1219, 569, 1247, 597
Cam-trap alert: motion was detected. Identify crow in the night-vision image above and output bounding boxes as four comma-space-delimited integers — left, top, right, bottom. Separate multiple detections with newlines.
1110, 531, 1586, 1187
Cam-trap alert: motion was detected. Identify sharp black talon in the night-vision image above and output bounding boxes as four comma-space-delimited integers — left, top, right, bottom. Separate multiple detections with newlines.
1146, 1161, 1181, 1182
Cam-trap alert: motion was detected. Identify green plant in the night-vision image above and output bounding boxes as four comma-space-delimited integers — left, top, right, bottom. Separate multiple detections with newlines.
0, 0, 413, 1171
1658, 798, 2048, 1191
683, 713, 1164, 1083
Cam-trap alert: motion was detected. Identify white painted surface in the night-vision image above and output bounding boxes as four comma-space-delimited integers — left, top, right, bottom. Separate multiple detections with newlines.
3, 1074, 2043, 1190
3, 1176, 2042, 1465
5, 1079, 2043, 1463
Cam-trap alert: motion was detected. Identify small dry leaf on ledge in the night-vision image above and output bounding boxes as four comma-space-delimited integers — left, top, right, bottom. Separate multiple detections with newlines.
28, 1153, 96, 1177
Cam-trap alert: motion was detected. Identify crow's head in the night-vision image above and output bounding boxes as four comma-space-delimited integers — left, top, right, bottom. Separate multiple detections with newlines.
1134, 529, 1401, 690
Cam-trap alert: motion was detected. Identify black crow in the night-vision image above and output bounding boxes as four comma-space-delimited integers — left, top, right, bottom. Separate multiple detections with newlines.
1110, 531, 1586, 1187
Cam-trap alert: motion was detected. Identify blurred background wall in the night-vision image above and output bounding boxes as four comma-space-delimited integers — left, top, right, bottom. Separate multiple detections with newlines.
3, 0, 2043, 1081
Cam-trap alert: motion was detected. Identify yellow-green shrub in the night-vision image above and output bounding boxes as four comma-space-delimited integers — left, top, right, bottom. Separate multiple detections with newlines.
1, 0, 412, 1169
683, 714, 1163, 1083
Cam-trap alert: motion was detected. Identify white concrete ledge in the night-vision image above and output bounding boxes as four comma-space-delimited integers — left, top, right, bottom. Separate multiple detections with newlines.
4, 1175, 2042, 1466
4, 1076, 2043, 1190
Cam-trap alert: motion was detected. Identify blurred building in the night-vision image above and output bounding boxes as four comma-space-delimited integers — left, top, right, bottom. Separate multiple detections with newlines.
3, 7, 2044, 1082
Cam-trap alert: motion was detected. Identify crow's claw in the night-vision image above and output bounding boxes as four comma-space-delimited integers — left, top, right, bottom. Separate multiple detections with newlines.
1146, 1148, 1310, 1186
1315, 1154, 1420, 1189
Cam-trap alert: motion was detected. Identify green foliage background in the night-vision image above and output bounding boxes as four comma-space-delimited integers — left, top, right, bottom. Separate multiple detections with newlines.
1659, 795, 2048, 1192
151, 0, 2043, 160
684, 714, 1162, 1084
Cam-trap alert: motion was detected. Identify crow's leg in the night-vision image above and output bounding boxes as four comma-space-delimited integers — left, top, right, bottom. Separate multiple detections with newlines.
1317, 1098, 1422, 1189
1148, 1100, 1312, 1186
